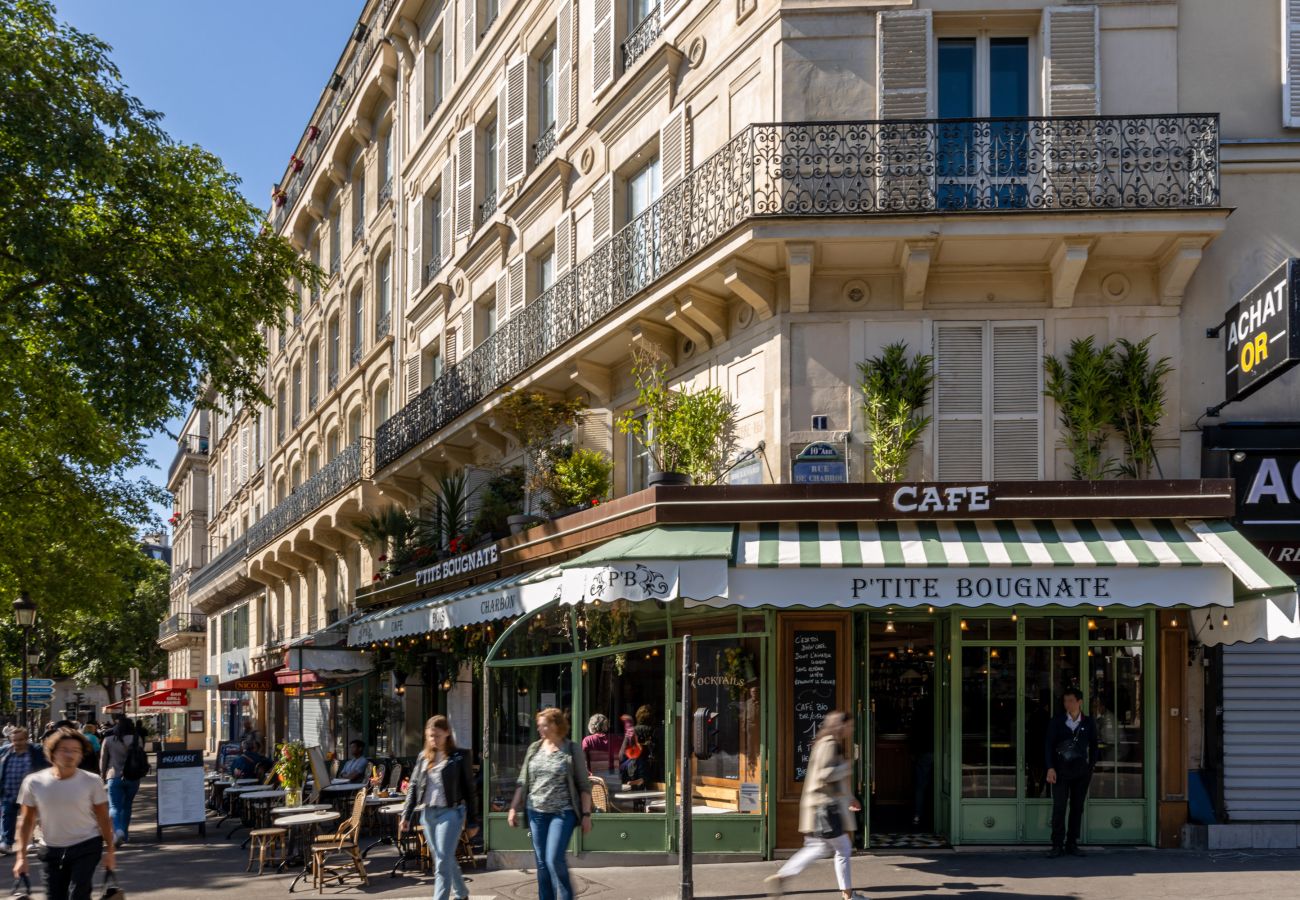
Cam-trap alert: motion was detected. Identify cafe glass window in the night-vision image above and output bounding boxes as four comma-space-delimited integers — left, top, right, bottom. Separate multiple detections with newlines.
1087, 618, 1145, 799
487, 662, 573, 812
1022, 620, 1082, 799
582, 647, 667, 792
686, 636, 764, 814
960, 643, 1016, 798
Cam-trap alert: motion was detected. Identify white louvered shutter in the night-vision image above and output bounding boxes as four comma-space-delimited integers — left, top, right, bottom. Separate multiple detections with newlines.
463, 464, 493, 527
662, 0, 686, 28
440, 158, 455, 261
405, 354, 421, 402
934, 322, 986, 481
495, 268, 511, 327
446, 324, 459, 365
455, 128, 474, 237
505, 56, 527, 185
554, 210, 575, 276
1041, 6, 1099, 116
413, 49, 425, 133
592, 174, 614, 245
508, 255, 526, 316
556, 1, 575, 134
240, 425, 250, 483
660, 106, 689, 189
577, 409, 614, 459
463, 0, 476, 69
461, 304, 475, 352
593, 0, 616, 97
990, 322, 1043, 480
876, 10, 933, 118
410, 195, 424, 290
443, 24, 456, 99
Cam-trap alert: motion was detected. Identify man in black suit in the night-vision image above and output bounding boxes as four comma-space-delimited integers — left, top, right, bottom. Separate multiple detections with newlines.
1044, 687, 1097, 857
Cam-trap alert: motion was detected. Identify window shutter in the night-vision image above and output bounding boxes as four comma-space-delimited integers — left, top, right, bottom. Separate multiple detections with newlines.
460, 303, 475, 352
933, 322, 986, 481
446, 325, 459, 365
1041, 6, 1099, 116
240, 426, 250, 483
660, 105, 689, 189
495, 267, 511, 326
497, 84, 508, 196
990, 322, 1042, 481
876, 10, 933, 118
413, 49, 425, 132
463, 464, 493, 526
592, 173, 614, 246
443, 25, 456, 99
556, 0, 575, 134
577, 409, 613, 460
505, 55, 527, 185
440, 158, 455, 261
554, 209, 575, 276
455, 127, 474, 238
410, 195, 424, 290
662, 0, 686, 28
508, 254, 526, 316
405, 354, 422, 402
463, 0, 476, 70
593, 0, 616, 97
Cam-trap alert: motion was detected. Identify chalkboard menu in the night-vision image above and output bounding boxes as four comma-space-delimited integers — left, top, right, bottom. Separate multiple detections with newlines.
792, 630, 837, 781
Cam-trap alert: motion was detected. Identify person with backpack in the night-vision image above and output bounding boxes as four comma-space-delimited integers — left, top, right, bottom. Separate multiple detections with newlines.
99, 718, 147, 847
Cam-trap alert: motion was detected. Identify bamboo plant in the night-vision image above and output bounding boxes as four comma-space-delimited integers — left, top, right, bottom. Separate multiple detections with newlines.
1043, 336, 1118, 481
858, 342, 934, 482
1110, 337, 1172, 479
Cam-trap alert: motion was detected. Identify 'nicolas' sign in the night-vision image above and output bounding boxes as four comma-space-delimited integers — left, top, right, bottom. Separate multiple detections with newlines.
1223, 259, 1300, 403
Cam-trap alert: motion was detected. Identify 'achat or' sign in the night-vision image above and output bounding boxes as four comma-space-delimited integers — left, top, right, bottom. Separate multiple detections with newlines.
1224, 259, 1300, 403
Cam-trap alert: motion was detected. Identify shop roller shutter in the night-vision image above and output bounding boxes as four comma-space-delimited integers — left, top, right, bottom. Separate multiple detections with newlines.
1223, 637, 1300, 820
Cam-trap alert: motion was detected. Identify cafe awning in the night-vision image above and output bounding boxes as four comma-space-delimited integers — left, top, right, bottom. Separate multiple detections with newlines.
559, 525, 733, 605
347, 566, 563, 645
136, 687, 189, 708
218, 664, 285, 692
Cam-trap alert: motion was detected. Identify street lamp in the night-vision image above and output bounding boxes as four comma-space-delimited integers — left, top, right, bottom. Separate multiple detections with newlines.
12, 592, 36, 732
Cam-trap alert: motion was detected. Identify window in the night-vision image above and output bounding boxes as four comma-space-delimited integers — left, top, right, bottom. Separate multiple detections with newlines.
538, 250, 555, 295
428, 192, 442, 276
376, 255, 392, 339
421, 345, 443, 389
482, 117, 498, 218
626, 412, 655, 493
326, 429, 339, 461
488, 660, 572, 811
380, 129, 393, 196
329, 208, 341, 273
347, 407, 363, 443
933, 321, 1041, 481
538, 44, 556, 131
350, 288, 364, 361
291, 363, 302, 425
327, 315, 340, 386
686, 636, 764, 812
374, 383, 390, 429
308, 340, 320, 409
291, 462, 302, 489
426, 41, 444, 115
484, 0, 499, 31
937, 36, 1030, 209
627, 154, 661, 222
276, 382, 287, 443
307, 448, 320, 477
352, 158, 366, 237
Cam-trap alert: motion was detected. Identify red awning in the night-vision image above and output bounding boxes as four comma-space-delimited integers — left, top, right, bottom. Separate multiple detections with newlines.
153, 678, 198, 691
218, 665, 285, 692
274, 669, 324, 687
137, 688, 189, 708
102, 699, 127, 713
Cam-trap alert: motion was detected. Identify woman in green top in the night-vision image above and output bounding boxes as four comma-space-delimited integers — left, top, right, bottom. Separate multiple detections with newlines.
507, 708, 592, 900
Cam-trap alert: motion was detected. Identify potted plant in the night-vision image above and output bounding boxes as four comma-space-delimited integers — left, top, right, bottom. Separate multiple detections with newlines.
616, 346, 738, 486
545, 446, 613, 517
468, 466, 526, 542
858, 341, 934, 482
1044, 336, 1118, 481
497, 389, 587, 517
274, 741, 308, 806
1110, 337, 1171, 479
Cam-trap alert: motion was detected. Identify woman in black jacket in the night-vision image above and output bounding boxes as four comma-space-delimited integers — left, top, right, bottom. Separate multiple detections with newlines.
400, 716, 478, 900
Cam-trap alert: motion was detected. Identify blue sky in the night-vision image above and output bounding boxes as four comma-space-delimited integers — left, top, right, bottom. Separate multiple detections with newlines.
52, 1, 365, 529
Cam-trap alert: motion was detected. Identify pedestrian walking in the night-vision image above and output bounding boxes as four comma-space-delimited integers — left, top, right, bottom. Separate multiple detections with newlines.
399, 715, 479, 900
79, 725, 100, 760
12, 725, 115, 900
1045, 687, 1098, 857
765, 711, 864, 900
99, 717, 144, 846
507, 708, 592, 900
0, 728, 48, 853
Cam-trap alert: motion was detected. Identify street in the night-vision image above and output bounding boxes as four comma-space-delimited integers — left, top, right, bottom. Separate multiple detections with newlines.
99, 777, 1300, 900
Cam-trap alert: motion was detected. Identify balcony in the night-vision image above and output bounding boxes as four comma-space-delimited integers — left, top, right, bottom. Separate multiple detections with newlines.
328, 371, 339, 392
479, 191, 497, 225
246, 436, 374, 552
533, 124, 557, 167
189, 533, 249, 592
379, 178, 392, 207
353, 221, 365, 244
167, 433, 209, 483
263, 625, 285, 651
424, 254, 442, 288
351, 345, 363, 368
375, 114, 1220, 471
622, 5, 662, 71
330, 251, 341, 276
158, 611, 206, 642
375, 310, 391, 340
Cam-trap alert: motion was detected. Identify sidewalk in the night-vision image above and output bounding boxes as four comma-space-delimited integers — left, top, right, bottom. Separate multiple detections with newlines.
111, 779, 1299, 900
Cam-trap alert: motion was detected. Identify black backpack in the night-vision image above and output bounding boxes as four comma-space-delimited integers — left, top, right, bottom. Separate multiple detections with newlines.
122, 736, 149, 780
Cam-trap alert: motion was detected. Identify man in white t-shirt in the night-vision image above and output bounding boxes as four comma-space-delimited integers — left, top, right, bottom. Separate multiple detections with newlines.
13, 727, 115, 900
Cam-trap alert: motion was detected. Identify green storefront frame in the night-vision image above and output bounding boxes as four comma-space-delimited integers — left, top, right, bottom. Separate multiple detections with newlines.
482, 602, 774, 857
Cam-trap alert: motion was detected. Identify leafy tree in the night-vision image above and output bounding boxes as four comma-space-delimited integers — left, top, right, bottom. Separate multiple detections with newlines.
0, 1, 319, 614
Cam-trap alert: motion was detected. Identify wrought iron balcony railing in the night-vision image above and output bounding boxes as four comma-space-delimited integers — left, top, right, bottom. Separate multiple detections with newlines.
353, 220, 365, 243
533, 124, 557, 167
246, 437, 374, 552
189, 533, 249, 592
328, 371, 339, 392
379, 178, 393, 207
351, 345, 363, 368
167, 433, 210, 482
158, 611, 207, 641
375, 310, 391, 340
376, 114, 1220, 471
330, 251, 341, 275
479, 191, 497, 225
622, 5, 662, 71
424, 253, 442, 288
263, 625, 285, 650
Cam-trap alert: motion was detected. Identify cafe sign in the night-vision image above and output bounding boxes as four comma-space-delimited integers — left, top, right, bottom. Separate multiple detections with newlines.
1223, 259, 1300, 403
414, 543, 499, 588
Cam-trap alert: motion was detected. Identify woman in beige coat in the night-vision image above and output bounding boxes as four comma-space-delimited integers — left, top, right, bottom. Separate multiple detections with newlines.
766, 711, 862, 900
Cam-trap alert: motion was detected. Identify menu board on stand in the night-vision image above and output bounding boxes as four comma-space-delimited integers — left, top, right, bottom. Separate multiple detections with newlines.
156, 749, 206, 840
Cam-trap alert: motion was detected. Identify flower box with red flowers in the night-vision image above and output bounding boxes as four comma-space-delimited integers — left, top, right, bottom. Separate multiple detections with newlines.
290, 155, 304, 173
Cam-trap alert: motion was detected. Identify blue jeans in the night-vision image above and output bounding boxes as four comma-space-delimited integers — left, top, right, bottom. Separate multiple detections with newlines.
525, 808, 577, 900
106, 777, 140, 835
1, 799, 19, 846
420, 805, 468, 900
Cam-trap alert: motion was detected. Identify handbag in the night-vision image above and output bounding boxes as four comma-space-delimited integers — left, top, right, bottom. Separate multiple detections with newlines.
99, 870, 124, 900
1055, 728, 1089, 778
812, 800, 844, 839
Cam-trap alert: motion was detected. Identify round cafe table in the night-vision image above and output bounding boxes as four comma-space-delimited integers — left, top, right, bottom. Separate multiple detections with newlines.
274, 809, 341, 893
271, 803, 331, 816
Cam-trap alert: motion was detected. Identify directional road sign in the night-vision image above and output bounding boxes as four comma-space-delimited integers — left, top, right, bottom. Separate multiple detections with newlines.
13, 702, 50, 710
10, 678, 54, 689
10, 685, 54, 695
10, 692, 54, 701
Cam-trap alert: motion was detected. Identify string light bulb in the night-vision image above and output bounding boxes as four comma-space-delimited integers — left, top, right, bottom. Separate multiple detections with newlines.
1222, 613, 1230, 628
884, 620, 896, 633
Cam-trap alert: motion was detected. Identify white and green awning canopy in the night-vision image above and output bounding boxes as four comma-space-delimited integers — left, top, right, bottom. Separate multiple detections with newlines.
557, 520, 1299, 645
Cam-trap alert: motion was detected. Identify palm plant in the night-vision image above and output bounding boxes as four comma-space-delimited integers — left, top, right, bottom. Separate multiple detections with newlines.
1110, 337, 1172, 479
858, 342, 934, 482
1043, 336, 1118, 481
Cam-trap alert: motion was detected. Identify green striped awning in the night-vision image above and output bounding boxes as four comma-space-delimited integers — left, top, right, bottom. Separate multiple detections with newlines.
731, 519, 1294, 600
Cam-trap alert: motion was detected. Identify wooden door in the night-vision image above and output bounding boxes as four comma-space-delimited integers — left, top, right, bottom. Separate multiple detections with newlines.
776, 612, 853, 849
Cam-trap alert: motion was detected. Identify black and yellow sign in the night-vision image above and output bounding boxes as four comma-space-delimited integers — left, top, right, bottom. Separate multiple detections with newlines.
1224, 259, 1300, 403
